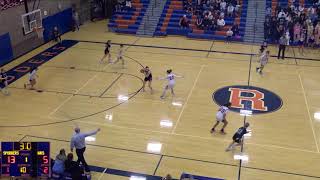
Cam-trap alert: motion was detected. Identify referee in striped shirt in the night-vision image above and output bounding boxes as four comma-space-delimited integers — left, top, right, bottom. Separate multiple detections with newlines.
70, 127, 100, 172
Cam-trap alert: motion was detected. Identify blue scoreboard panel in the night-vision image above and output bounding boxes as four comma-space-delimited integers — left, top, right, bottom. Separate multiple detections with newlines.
1, 142, 50, 177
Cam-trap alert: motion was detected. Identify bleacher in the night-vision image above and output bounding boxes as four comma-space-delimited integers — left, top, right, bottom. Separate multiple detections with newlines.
154, 0, 248, 41
108, 0, 150, 34
266, 0, 314, 16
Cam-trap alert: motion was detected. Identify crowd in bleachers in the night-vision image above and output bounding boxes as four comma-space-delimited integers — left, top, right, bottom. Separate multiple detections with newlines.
0, 0, 24, 10
264, 0, 320, 48
181, 0, 241, 33
115, 0, 133, 12
51, 149, 91, 180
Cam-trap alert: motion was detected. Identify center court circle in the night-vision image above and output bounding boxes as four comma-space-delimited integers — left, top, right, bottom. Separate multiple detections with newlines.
212, 85, 283, 115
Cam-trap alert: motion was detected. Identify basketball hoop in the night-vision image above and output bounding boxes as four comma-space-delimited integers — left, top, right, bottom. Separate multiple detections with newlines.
33, 27, 44, 39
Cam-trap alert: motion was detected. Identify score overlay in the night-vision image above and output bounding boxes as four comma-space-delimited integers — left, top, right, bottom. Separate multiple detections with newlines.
1, 142, 50, 177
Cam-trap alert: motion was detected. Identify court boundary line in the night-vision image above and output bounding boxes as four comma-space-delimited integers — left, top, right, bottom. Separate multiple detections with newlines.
298, 73, 320, 152
24, 134, 320, 179
99, 73, 123, 97
172, 65, 205, 134
76, 40, 320, 62
69, 45, 317, 68
153, 155, 163, 175
206, 41, 214, 58
97, 168, 107, 180
74, 119, 319, 154
48, 73, 99, 118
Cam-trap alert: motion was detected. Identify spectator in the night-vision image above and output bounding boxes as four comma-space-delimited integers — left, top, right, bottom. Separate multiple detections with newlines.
179, 15, 190, 29
162, 174, 173, 180
196, 16, 203, 29
231, 22, 239, 36
72, 10, 80, 31
220, 0, 227, 12
52, 149, 67, 175
294, 22, 301, 42
65, 153, 84, 180
53, 26, 61, 43
226, 27, 233, 43
70, 127, 101, 172
217, 16, 225, 30
315, 21, 320, 46
125, 0, 132, 10
264, 18, 271, 40
278, 34, 287, 59
227, 3, 234, 17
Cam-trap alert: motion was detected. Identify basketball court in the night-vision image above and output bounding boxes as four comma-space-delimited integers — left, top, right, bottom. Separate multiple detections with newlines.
1, 20, 320, 179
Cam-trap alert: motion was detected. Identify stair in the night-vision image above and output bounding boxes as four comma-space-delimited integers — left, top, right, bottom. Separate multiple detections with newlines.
243, 0, 266, 44
136, 0, 167, 36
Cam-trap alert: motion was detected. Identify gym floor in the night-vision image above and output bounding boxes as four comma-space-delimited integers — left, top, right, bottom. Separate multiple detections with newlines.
1, 20, 320, 179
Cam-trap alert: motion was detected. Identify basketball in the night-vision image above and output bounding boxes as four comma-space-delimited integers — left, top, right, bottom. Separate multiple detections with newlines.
140, 69, 145, 73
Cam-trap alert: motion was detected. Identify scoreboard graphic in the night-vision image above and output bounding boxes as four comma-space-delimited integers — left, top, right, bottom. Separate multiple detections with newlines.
1, 142, 50, 177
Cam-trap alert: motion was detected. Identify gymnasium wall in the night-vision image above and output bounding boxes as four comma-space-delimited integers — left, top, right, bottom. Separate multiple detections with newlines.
0, 0, 90, 61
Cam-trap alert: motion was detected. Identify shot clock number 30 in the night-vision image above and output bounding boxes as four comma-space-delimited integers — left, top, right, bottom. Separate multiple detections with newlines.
1, 142, 50, 177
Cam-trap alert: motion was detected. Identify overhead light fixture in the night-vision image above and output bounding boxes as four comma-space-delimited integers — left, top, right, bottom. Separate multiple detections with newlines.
314, 112, 320, 121
147, 142, 162, 153
160, 120, 173, 128
85, 136, 96, 142
130, 176, 146, 180
240, 109, 252, 116
234, 154, 249, 162
105, 113, 113, 121
172, 101, 183, 107
118, 95, 129, 101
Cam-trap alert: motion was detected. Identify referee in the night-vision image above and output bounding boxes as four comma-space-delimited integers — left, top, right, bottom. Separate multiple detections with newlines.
70, 127, 100, 172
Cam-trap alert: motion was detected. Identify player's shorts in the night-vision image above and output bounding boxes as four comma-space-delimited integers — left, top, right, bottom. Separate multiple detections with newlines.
144, 74, 152, 81
167, 82, 175, 88
260, 61, 267, 66
298, 40, 304, 45
232, 134, 242, 143
216, 114, 225, 122
104, 49, 109, 54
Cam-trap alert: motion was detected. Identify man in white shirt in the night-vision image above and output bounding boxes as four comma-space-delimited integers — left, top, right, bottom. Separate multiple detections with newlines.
217, 17, 225, 30
70, 127, 101, 172
227, 4, 234, 17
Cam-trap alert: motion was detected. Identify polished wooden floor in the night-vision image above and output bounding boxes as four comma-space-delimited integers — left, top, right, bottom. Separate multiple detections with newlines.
1, 21, 320, 180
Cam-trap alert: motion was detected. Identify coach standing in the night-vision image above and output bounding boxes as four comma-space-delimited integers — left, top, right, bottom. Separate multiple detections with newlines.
277, 35, 287, 59
70, 127, 100, 172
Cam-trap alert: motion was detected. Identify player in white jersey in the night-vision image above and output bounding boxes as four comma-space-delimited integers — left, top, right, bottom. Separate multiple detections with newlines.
256, 50, 270, 75
159, 69, 183, 99
210, 102, 231, 134
113, 44, 124, 67
24, 68, 39, 90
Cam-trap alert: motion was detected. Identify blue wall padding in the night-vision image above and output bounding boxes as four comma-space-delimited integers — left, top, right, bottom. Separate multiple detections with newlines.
42, 8, 73, 42
0, 33, 14, 66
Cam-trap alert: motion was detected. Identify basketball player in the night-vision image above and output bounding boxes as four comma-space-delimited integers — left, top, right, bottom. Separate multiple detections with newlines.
159, 69, 183, 99
0, 68, 9, 95
256, 50, 270, 75
210, 102, 231, 134
141, 66, 153, 94
225, 122, 250, 151
24, 68, 39, 90
113, 44, 124, 67
100, 40, 112, 63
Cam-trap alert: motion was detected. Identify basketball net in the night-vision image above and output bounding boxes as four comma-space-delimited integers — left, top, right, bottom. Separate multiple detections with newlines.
33, 27, 44, 39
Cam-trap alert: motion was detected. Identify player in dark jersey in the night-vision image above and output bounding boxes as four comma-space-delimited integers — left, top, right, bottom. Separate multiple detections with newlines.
141, 66, 153, 94
225, 122, 250, 151
0, 68, 9, 95
100, 40, 112, 63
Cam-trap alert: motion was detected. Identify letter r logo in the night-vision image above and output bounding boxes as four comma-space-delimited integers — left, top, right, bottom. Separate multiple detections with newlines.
228, 88, 268, 111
